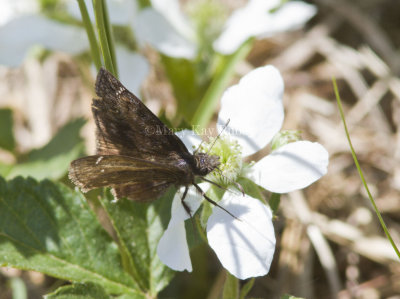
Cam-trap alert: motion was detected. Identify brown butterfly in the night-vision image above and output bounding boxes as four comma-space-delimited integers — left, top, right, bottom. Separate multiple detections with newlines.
69, 67, 232, 216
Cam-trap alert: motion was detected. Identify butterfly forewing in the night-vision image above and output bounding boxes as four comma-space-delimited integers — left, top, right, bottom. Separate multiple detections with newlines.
93, 68, 189, 159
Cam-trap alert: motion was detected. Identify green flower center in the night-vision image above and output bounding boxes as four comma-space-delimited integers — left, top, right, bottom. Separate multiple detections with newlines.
271, 130, 302, 151
200, 135, 243, 186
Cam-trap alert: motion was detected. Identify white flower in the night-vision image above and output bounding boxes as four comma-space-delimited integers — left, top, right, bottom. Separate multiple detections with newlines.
0, 0, 39, 26
134, 0, 316, 58
114, 46, 149, 96
133, 0, 197, 59
0, 14, 89, 66
214, 0, 317, 55
157, 65, 329, 279
0, 0, 149, 95
157, 184, 205, 272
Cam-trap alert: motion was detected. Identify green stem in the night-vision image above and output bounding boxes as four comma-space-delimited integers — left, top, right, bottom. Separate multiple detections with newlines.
269, 193, 281, 215
101, 0, 118, 76
93, 0, 116, 76
77, 0, 101, 70
333, 77, 400, 259
191, 38, 254, 127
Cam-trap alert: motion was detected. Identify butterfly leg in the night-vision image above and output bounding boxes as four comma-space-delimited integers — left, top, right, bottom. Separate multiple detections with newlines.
192, 183, 239, 220
181, 186, 198, 237
180, 186, 192, 218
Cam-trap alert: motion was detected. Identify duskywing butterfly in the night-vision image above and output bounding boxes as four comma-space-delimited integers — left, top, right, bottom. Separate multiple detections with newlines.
69, 67, 231, 216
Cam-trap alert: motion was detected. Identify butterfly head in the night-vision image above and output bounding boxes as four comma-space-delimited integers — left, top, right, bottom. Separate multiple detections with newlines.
193, 153, 220, 176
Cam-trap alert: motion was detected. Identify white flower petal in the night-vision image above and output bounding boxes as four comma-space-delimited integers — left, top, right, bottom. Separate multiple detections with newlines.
217, 65, 284, 157
207, 194, 275, 279
157, 184, 207, 272
0, 0, 39, 26
252, 141, 329, 193
150, 0, 196, 42
176, 130, 202, 154
0, 14, 88, 66
169, 186, 204, 223
116, 46, 149, 95
157, 221, 192, 272
259, 1, 316, 38
213, 0, 316, 55
213, 0, 274, 55
134, 8, 197, 59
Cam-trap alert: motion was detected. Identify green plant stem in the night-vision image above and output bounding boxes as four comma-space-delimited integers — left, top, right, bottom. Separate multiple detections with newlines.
333, 77, 400, 259
77, 0, 101, 70
269, 193, 281, 215
191, 38, 254, 127
101, 0, 118, 75
93, 0, 116, 76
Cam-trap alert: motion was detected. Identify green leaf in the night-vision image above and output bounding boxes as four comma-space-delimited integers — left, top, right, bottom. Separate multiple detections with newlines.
161, 56, 204, 122
222, 272, 239, 299
5, 144, 83, 180
239, 278, 254, 299
200, 185, 224, 228
27, 118, 85, 161
0, 108, 16, 152
0, 163, 13, 177
236, 177, 264, 201
100, 188, 176, 295
5, 118, 85, 180
45, 282, 109, 299
269, 193, 281, 215
191, 38, 254, 128
0, 176, 143, 297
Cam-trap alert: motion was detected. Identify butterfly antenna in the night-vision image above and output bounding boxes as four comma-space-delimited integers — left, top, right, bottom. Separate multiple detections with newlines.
206, 119, 231, 154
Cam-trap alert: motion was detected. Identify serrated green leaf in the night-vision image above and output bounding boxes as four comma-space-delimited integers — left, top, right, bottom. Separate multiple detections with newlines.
45, 282, 109, 299
100, 188, 176, 295
0, 176, 143, 297
0, 108, 16, 152
222, 272, 239, 299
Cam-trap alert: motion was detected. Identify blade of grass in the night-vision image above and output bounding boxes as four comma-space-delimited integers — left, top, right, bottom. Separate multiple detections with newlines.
191, 38, 254, 127
77, 0, 102, 70
100, 0, 118, 76
93, 0, 116, 76
333, 77, 400, 259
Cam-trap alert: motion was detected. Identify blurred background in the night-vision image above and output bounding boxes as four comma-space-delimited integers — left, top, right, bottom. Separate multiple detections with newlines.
0, 0, 399, 298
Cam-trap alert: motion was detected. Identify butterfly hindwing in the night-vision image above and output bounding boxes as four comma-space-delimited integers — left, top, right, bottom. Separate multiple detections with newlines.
69, 155, 186, 201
